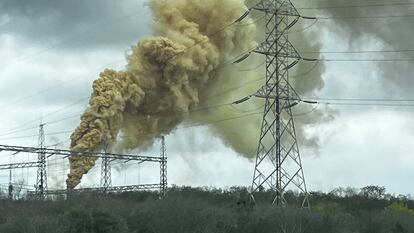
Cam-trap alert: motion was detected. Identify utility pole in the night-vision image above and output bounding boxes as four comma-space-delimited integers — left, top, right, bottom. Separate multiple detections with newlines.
36, 124, 47, 200
250, 0, 309, 207
159, 136, 167, 198
100, 136, 111, 193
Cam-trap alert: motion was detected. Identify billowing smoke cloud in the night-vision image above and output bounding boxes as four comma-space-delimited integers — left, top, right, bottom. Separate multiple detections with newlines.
67, 0, 256, 189
189, 0, 332, 155
67, 0, 331, 189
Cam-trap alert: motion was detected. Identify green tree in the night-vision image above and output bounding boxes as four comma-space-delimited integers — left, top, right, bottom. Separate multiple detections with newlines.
386, 202, 414, 216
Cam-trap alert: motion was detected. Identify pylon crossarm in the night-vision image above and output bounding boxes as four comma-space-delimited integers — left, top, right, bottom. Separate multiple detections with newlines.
0, 162, 39, 170
253, 7, 300, 17
0, 144, 162, 162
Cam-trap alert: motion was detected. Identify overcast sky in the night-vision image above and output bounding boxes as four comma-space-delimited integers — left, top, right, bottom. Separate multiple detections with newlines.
1, 0, 414, 196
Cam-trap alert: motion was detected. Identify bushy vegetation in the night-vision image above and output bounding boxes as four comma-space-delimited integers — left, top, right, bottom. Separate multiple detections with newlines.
0, 186, 414, 233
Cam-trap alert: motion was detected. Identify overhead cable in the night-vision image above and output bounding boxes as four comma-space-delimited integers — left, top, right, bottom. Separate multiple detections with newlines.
298, 2, 414, 10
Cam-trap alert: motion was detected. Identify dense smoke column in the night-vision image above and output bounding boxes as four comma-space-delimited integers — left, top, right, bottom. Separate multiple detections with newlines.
67, 0, 335, 189
66, 0, 255, 189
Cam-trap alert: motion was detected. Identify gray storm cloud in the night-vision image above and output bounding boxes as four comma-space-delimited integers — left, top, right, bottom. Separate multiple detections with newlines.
309, 0, 414, 94
0, 0, 150, 50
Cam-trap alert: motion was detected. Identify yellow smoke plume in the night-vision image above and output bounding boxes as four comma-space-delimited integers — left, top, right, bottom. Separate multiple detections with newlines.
66, 0, 257, 189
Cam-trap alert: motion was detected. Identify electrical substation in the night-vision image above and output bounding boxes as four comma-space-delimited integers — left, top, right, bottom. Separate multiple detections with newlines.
0, 125, 167, 200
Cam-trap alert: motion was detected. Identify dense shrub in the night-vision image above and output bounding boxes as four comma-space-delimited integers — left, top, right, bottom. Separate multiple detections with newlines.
0, 186, 413, 233
63, 208, 127, 233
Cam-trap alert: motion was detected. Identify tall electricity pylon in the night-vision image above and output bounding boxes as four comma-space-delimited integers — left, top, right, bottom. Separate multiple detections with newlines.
100, 137, 112, 193
159, 136, 167, 198
250, 0, 309, 207
8, 169, 13, 200
36, 124, 47, 200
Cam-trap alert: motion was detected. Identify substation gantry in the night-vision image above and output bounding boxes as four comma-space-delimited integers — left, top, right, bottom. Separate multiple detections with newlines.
0, 136, 167, 199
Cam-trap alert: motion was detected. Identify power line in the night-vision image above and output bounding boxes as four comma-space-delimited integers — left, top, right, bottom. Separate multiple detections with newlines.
18, 43, 257, 135
301, 49, 414, 54
288, 18, 319, 34
230, 104, 265, 113
238, 61, 266, 71
6, 1, 261, 70
206, 76, 264, 100
300, 57, 414, 62
3, 9, 150, 68
298, 2, 414, 10
2, 97, 88, 135
8, 81, 414, 142
293, 104, 320, 117
318, 102, 414, 107
164, 1, 262, 64
0, 58, 119, 109
0, 80, 77, 109
0, 126, 39, 138
1, 3, 261, 135
120, 111, 262, 139
0, 43, 260, 140
291, 60, 321, 77
315, 14, 414, 20
0, 101, 237, 141
43, 113, 83, 126
316, 58, 414, 62
3, 15, 246, 113
0, 131, 72, 141
0, 113, 82, 138
305, 97, 414, 102
303, 97, 414, 107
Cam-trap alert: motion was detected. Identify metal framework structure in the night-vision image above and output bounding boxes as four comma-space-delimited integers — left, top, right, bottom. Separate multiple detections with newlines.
160, 136, 167, 198
0, 160, 40, 200
0, 136, 168, 198
250, 0, 309, 207
8, 170, 12, 200
39, 184, 162, 196
0, 162, 40, 170
36, 124, 47, 200
0, 145, 163, 162
100, 138, 112, 192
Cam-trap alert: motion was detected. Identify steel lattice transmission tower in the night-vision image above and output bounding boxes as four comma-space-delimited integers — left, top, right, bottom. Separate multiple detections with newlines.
100, 137, 112, 192
36, 124, 47, 200
159, 136, 167, 198
250, 0, 309, 207
8, 170, 13, 200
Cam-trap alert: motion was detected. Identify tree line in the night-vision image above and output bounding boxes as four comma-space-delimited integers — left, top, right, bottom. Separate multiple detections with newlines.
0, 185, 413, 233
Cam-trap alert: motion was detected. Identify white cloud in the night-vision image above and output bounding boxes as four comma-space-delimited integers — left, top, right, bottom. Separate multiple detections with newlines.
305, 110, 414, 194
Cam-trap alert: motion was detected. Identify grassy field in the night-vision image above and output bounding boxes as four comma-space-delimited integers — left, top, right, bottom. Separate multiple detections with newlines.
0, 186, 413, 233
